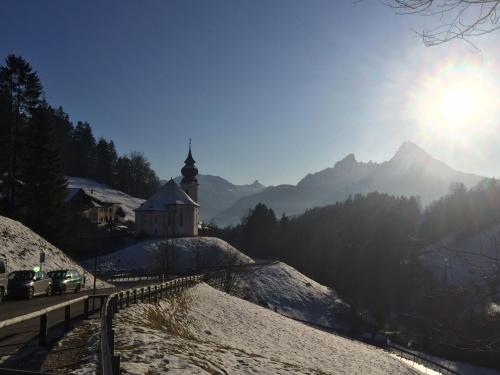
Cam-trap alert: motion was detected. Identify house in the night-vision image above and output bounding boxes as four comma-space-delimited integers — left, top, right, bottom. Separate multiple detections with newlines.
66, 188, 120, 225
134, 143, 200, 237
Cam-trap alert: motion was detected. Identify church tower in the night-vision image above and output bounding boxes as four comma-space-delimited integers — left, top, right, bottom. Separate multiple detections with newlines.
180, 140, 199, 203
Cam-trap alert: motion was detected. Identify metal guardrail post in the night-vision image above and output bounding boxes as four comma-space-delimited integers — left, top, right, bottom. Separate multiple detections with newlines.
84, 298, 89, 318
39, 313, 48, 346
64, 305, 71, 331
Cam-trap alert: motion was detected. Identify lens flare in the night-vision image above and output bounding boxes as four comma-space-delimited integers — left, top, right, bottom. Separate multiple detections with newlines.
409, 60, 500, 144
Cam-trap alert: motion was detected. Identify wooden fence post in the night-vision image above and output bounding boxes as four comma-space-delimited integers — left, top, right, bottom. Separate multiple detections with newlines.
39, 313, 48, 346
154, 285, 158, 303
148, 286, 152, 303
133, 289, 137, 304
126, 291, 130, 307
119, 292, 123, 309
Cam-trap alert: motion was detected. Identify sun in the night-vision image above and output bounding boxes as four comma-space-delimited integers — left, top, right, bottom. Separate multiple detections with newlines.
410, 61, 499, 143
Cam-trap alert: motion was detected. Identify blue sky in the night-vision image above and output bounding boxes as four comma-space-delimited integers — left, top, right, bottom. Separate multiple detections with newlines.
1, 1, 500, 185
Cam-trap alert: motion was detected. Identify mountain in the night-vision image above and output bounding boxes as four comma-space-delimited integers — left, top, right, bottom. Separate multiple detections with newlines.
213, 142, 485, 226
173, 174, 266, 222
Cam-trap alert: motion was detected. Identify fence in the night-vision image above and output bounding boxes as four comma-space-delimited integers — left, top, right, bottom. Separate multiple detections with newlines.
99, 275, 203, 375
0, 294, 107, 374
387, 344, 462, 375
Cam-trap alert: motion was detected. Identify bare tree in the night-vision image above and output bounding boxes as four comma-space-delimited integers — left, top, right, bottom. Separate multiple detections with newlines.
384, 0, 500, 47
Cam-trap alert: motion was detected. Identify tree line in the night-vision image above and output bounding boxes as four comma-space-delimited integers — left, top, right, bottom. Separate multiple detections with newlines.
214, 182, 500, 369
0, 54, 160, 245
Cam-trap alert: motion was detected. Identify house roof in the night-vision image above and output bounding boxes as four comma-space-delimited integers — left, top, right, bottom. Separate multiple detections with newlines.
135, 179, 199, 212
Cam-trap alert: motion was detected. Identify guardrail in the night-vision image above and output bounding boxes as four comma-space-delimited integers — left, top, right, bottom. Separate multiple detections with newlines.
0, 294, 105, 346
99, 275, 203, 375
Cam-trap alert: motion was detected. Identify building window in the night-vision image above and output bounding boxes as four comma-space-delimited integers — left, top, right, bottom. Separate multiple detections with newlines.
180, 210, 183, 227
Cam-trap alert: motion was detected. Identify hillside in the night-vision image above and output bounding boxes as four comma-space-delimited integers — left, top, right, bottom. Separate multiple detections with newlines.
84, 236, 254, 273
233, 262, 348, 329
0, 215, 111, 289
113, 283, 416, 374
420, 224, 500, 290
214, 142, 484, 226
67, 176, 145, 223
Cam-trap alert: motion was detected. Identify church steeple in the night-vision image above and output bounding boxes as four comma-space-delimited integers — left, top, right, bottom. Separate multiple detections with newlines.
180, 139, 199, 203
181, 139, 198, 184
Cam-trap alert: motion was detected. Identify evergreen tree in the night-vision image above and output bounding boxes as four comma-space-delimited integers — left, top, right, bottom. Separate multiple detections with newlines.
0, 54, 42, 216
70, 121, 96, 178
21, 105, 69, 245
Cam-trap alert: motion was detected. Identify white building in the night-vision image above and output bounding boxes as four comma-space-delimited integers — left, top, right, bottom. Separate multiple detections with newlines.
135, 144, 200, 237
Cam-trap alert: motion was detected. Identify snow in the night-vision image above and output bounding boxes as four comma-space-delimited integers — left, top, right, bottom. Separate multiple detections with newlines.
0, 215, 111, 289
113, 283, 417, 374
388, 344, 500, 375
420, 224, 500, 289
66, 176, 144, 223
136, 180, 198, 211
233, 261, 348, 329
83, 236, 254, 273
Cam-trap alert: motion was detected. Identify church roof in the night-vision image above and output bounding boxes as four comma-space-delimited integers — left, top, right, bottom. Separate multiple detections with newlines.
135, 179, 199, 212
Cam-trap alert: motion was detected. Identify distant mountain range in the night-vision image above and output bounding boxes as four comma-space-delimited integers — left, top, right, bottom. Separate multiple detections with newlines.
212, 142, 485, 226
172, 174, 266, 222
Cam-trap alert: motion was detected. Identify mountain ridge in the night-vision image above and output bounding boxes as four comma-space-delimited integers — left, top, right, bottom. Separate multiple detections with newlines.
213, 142, 485, 226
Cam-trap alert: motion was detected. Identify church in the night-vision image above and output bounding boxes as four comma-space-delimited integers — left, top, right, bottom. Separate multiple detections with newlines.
134, 144, 200, 237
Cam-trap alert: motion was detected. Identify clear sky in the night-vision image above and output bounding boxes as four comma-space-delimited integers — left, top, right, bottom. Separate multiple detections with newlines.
1, 1, 500, 186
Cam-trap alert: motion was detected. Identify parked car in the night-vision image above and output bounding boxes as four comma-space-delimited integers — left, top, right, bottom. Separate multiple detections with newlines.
0, 259, 7, 303
7, 270, 52, 299
48, 270, 85, 294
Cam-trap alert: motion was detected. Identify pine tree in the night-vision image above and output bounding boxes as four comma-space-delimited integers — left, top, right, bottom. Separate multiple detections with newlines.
21, 105, 69, 245
0, 54, 42, 216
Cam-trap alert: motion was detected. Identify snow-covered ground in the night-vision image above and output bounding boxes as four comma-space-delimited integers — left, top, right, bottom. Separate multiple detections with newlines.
84, 236, 254, 274
233, 261, 348, 329
67, 176, 144, 223
389, 344, 500, 375
113, 283, 417, 374
420, 224, 500, 291
0, 215, 111, 289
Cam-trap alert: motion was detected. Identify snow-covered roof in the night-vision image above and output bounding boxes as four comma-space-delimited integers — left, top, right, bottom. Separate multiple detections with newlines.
135, 179, 199, 212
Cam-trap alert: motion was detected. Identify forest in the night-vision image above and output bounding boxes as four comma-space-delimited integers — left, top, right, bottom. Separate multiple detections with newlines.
0, 54, 161, 245
215, 183, 500, 369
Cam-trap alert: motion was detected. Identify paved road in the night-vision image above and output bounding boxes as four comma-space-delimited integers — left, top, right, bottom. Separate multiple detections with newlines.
0, 280, 159, 365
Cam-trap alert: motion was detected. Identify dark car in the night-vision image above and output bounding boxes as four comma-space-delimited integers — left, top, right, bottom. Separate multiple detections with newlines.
7, 270, 52, 299
48, 270, 85, 294
0, 259, 7, 303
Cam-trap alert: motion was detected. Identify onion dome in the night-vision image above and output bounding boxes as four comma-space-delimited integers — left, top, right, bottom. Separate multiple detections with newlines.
181, 141, 198, 184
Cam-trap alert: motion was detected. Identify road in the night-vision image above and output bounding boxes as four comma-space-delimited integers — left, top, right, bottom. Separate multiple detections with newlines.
0, 280, 158, 366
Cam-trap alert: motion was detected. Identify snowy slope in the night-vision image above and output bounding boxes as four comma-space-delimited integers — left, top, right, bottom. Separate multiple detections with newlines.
0, 215, 111, 289
233, 262, 348, 329
420, 224, 500, 289
84, 236, 254, 273
113, 283, 416, 374
66, 176, 144, 223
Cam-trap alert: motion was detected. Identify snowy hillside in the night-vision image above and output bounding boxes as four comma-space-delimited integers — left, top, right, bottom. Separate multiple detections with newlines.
112, 283, 415, 374
85, 236, 254, 274
233, 262, 348, 329
67, 176, 144, 223
420, 224, 500, 289
0, 215, 111, 289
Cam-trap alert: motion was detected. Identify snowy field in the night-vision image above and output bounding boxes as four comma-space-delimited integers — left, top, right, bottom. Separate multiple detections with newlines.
0, 215, 111, 289
67, 176, 144, 223
113, 283, 417, 374
84, 236, 254, 273
233, 261, 348, 329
